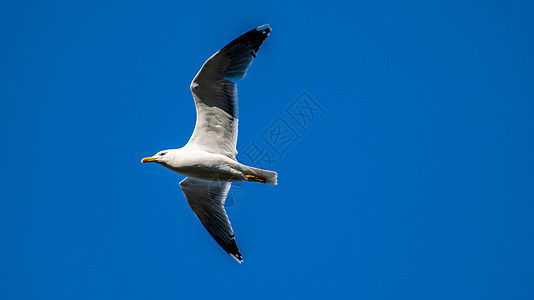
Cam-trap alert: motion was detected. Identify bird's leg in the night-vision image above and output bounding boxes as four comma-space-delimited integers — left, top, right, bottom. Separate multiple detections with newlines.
245, 174, 266, 183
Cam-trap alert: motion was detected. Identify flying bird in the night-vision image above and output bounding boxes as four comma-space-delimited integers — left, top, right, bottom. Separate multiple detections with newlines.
141, 24, 276, 263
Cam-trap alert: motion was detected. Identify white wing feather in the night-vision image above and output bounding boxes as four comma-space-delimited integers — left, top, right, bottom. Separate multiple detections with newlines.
186, 25, 272, 159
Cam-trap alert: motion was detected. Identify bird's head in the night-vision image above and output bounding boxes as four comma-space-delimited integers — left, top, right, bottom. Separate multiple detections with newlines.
141, 150, 172, 164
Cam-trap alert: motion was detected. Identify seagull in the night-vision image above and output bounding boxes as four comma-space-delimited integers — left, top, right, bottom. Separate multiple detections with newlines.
141, 24, 276, 263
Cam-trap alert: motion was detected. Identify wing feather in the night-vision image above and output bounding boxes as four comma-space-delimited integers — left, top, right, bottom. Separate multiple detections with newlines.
186, 25, 272, 159
180, 177, 243, 263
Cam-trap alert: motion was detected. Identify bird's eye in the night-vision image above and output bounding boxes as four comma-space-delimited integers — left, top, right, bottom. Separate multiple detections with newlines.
160, 152, 166, 156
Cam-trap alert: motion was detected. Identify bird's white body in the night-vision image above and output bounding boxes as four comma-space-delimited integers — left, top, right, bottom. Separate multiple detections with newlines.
156, 148, 248, 182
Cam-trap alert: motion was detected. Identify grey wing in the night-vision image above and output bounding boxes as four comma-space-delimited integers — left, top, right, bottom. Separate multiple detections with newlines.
187, 24, 272, 159
179, 177, 243, 263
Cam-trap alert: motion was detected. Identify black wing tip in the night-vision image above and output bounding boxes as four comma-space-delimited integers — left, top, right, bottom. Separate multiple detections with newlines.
223, 241, 243, 263
221, 24, 272, 54
249, 24, 271, 53
220, 240, 243, 263
256, 24, 272, 36
230, 252, 243, 264
205, 228, 244, 263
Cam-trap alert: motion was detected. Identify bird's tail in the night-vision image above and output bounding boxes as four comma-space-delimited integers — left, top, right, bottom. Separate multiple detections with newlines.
245, 166, 278, 185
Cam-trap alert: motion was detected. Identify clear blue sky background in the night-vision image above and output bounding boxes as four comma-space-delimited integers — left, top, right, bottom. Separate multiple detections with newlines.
1, 1, 533, 299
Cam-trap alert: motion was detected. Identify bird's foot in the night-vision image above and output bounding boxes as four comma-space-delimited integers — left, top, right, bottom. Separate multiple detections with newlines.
245, 174, 266, 183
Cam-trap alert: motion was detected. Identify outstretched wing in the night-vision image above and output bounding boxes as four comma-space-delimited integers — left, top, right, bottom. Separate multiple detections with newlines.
179, 177, 242, 263
186, 24, 272, 159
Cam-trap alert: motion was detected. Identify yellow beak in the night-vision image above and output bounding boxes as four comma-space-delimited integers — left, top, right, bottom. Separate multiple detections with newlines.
141, 157, 156, 163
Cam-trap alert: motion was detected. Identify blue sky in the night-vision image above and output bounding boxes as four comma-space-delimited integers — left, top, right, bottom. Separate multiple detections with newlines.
1, 0, 533, 299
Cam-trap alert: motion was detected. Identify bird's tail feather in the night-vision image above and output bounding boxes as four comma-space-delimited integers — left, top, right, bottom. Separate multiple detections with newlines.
245, 167, 278, 185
